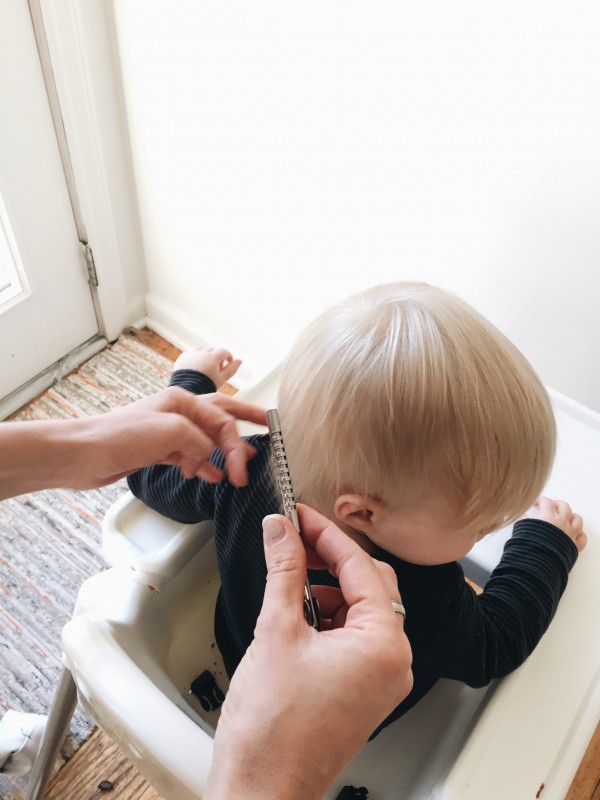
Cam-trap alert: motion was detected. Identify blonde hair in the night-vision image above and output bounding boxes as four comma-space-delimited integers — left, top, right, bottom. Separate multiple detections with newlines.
277, 282, 555, 534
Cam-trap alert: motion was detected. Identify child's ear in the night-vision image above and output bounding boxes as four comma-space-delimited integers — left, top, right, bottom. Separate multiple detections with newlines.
334, 494, 387, 533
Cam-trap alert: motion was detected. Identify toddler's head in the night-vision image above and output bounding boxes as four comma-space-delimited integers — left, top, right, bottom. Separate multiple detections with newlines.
277, 282, 555, 564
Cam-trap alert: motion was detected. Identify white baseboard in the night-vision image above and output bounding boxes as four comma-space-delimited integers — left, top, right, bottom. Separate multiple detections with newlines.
125, 293, 147, 332
143, 293, 278, 392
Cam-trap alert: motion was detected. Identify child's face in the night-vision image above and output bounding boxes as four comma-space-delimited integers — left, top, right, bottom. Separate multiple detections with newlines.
368, 503, 492, 566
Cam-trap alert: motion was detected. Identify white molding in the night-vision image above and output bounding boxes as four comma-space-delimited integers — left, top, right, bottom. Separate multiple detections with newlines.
38, 0, 146, 340
126, 292, 147, 331
144, 292, 277, 392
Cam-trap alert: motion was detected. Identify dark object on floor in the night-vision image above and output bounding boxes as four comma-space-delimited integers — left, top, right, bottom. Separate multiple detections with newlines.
98, 779, 114, 791
335, 786, 369, 799
190, 670, 226, 712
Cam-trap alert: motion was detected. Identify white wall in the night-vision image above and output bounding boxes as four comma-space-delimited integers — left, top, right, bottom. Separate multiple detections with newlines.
113, 1, 600, 410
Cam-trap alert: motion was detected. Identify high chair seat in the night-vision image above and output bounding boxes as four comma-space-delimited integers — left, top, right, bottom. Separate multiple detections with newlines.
30, 372, 600, 799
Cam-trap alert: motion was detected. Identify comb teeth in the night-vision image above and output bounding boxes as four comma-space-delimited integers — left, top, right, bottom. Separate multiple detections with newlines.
270, 429, 296, 515
266, 409, 320, 630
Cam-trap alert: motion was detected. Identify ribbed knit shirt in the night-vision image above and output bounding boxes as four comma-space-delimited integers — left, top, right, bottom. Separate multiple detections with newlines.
127, 369, 578, 733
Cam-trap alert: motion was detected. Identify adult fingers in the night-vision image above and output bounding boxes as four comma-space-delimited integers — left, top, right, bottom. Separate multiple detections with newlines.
169, 390, 266, 485
297, 504, 395, 616
311, 585, 349, 630
310, 565, 400, 616
193, 394, 266, 487
371, 558, 405, 601
177, 440, 256, 483
194, 461, 225, 483
258, 515, 310, 634
147, 415, 216, 473
207, 393, 268, 427
169, 387, 267, 430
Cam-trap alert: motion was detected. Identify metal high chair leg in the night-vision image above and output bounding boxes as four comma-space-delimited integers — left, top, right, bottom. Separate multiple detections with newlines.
25, 666, 78, 800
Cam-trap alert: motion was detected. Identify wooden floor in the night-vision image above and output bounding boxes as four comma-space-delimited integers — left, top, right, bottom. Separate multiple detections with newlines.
43, 329, 599, 799
45, 729, 164, 800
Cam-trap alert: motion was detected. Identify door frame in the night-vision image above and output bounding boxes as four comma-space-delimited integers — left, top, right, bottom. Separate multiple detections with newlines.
32, 0, 147, 341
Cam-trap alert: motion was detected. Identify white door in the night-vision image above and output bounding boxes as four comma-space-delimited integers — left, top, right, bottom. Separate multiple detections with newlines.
0, 0, 100, 405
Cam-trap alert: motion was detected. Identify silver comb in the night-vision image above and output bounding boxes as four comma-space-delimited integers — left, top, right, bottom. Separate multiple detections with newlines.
267, 409, 320, 629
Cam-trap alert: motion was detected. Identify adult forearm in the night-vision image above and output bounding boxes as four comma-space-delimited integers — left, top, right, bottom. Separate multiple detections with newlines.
0, 389, 266, 502
205, 716, 333, 800
205, 754, 317, 800
0, 418, 94, 500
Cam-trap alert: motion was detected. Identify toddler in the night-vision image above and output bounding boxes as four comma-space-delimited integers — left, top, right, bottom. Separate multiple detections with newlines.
128, 282, 586, 731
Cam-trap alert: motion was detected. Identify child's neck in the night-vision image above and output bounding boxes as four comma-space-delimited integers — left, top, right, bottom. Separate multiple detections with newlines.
338, 523, 377, 555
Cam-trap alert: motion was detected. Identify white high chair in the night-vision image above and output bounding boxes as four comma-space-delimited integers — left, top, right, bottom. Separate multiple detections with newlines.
27, 372, 600, 800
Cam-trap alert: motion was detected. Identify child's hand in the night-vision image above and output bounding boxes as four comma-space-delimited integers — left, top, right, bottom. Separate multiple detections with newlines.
173, 347, 242, 389
522, 496, 587, 552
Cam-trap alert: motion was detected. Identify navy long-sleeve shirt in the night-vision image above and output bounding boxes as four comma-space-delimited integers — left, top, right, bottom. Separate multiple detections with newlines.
128, 369, 578, 731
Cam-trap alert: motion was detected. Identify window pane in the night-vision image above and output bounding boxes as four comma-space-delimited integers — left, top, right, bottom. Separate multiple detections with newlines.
0, 195, 26, 309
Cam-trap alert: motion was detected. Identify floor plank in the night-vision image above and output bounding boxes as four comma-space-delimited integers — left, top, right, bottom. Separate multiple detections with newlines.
565, 721, 600, 800
124, 327, 182, 363
42, 328, 599, 799
44, 728, 164, 800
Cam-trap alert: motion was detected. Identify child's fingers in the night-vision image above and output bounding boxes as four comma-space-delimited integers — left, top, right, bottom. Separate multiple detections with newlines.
575, 531, 588, 552
218, 357, 242, 384
536, 496, 555, 515
554, 499, 573, 518
569, 514, 587, 552
533, 496, 571, 522
524, 496, 586, 551
570, 513, 584, 534
211, 347, 234, 362
173, 347, 238, 376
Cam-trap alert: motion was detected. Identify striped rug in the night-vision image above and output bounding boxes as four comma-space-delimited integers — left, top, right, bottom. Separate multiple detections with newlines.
0, 332, 174, 799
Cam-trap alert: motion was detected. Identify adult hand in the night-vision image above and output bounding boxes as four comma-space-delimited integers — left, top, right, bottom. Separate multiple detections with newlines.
81, 387, 266, 487
0, 387, 266, 500
206, 504, 413, 800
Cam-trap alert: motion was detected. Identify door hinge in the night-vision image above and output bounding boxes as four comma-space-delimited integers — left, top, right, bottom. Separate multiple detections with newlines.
82, 243, 99, 287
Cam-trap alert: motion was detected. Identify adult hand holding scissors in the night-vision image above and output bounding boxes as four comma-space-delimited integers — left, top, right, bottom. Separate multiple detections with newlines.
206, 503, 413, 800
